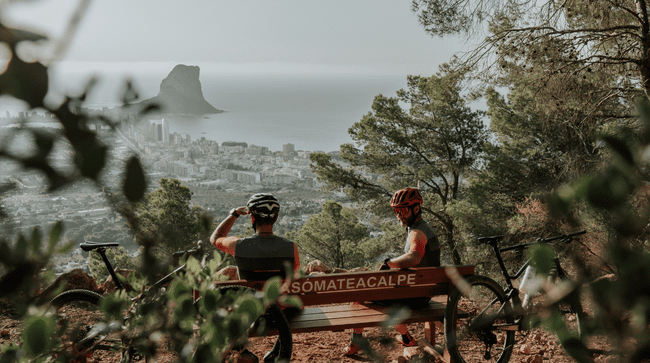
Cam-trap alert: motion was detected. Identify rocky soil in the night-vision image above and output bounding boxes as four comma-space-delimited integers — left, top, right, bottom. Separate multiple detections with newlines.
0, 267, 614, 362
0, 311, 603, 362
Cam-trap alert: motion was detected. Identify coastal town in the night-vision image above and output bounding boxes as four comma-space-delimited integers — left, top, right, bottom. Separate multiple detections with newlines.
0, 64, 377, 277
0, 108, 361, 276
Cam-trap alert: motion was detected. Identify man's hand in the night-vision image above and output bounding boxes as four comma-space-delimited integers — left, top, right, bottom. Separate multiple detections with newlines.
231, 206, 249, 217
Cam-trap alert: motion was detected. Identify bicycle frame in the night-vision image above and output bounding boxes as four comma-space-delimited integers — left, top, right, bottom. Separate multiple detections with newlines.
476, 231, 586, 332
73, 241, 205, 347
91, 240, 204, 297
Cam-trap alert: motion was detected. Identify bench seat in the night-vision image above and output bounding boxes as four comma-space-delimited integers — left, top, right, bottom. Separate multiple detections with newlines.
289, 298, 447, 333
215, 265, 476, 359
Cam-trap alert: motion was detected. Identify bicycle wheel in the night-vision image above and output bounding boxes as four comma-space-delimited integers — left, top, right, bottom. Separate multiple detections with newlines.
50, 289, 128, 363
212, 285, 292, 363
445, 275, 516, 363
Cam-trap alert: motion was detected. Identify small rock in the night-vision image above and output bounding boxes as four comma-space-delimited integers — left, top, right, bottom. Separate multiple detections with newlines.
234, 350, 259, 363
393, 356, 408, 363
519, 343, 533, 355
526, 355, 543, 363
544, 351, 553, 359
403, 345, 423, 360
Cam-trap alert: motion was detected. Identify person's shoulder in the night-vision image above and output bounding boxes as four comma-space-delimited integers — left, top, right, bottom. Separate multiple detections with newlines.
409, 227, 427, 237
236, 235, 254, 243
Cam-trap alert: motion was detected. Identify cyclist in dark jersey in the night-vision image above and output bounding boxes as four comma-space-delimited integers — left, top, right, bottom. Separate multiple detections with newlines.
344, 187, 441, 356
211, 193, 300, 363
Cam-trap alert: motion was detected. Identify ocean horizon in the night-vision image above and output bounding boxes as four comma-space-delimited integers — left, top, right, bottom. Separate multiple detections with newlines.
0, 64, 417, 153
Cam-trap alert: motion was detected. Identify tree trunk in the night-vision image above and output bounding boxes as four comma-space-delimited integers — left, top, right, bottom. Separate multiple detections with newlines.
638, 0, 650, 97
444, 221, 463, 266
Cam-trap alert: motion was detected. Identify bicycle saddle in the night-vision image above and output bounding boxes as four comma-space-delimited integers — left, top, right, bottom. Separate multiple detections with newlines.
80, 241, 119, 251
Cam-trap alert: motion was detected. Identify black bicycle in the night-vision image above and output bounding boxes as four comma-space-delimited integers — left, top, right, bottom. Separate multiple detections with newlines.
49, 240, 293, 363
444, 230, 587, 363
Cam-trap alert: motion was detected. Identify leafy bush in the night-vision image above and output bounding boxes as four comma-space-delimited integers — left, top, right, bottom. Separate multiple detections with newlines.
537, 99, 650, 362
0, 4, 288, 362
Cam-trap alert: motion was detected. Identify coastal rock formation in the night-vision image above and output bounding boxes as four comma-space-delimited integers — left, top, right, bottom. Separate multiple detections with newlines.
139, 64, 223, 115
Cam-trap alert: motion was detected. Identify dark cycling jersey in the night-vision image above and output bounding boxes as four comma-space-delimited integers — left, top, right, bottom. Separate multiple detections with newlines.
235, 234, 296, 281
406, 218, 441, 268
377, 218, 440, 310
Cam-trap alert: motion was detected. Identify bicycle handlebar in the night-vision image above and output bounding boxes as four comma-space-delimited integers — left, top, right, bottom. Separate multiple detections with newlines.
172, 240, 204, 258
536, 230, 586, 243
498, 230, 586, 252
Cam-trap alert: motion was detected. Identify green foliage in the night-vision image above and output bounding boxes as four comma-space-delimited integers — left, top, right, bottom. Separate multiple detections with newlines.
103, 254, 296, 363
0, 2, 417, 362
134, 178, 211, 254
412, 0, 648, 113
310, 67, 487, 265
287, 200, 379, 269
0, 222, 72, 314
0, 249, 298, 363
536, 99, 650, 362
411, 0, 638, 246
21, 309, 57, 357
123, 156, 147, 203
0, 0, 154, 318
0, 343, 20, 363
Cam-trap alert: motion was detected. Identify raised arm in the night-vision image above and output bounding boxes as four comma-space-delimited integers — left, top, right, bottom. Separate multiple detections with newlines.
293, 242, 300, 275
210, 206, 248, 256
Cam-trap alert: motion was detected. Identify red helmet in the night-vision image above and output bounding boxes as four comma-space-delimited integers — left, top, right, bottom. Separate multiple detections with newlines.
390, 187, 423, 208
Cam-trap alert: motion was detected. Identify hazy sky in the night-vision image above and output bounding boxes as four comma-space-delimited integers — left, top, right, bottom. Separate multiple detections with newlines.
5, 0, 469, 76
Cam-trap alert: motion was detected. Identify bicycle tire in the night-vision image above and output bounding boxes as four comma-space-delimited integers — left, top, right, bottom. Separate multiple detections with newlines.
214, 285, 292, 362
51, 289, 103, 307
445, 275, 516, 363
50, 289, 129, 363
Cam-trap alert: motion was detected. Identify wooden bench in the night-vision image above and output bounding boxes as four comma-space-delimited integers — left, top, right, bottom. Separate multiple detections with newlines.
214, 265, 475, 362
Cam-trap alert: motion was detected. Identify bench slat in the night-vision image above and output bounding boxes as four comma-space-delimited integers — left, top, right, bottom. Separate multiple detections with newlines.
282, 300, 449, 333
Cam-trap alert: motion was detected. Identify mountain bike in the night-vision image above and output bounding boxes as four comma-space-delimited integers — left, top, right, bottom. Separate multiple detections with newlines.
49, 240, 293, 363
444, 230, 587, 363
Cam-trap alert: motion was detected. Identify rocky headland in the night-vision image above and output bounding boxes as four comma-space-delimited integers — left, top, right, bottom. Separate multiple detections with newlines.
137, 64, 224, 115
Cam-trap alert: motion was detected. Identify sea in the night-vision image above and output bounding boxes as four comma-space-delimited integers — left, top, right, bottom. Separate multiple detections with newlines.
0, 65, 414, 153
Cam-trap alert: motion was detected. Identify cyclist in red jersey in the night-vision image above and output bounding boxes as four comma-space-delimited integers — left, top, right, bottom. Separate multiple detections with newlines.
344, 187, 441, 356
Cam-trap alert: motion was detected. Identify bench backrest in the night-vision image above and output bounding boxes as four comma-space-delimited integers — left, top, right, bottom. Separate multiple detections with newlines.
213, 265, 474, 306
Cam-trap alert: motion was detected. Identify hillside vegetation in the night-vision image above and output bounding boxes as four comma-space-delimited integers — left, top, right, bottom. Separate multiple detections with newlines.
3, 1, 650, 362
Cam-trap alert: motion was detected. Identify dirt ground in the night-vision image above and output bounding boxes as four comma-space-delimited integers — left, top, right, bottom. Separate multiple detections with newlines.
2, 309, 612, 363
